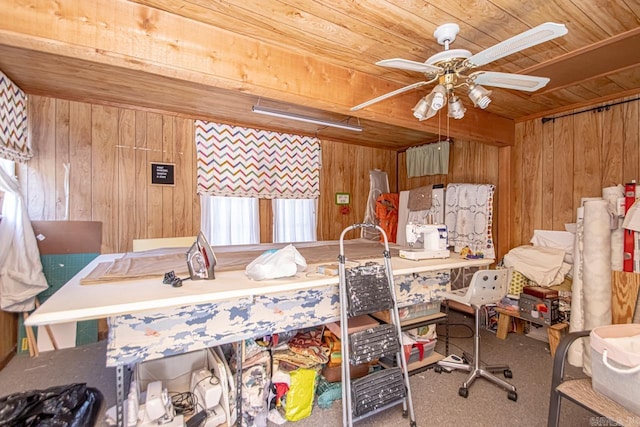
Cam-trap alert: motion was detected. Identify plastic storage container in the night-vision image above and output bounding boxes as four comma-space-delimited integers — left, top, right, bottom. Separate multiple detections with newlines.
590, 324, 640, 416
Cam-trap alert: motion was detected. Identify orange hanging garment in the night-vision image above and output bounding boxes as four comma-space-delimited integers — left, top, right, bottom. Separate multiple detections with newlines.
375, 193, 399, 243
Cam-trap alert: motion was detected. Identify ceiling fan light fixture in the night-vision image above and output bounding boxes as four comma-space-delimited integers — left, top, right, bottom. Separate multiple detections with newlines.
468, 84, 492, 109
448, 96, 466, 119
412, 96, 430, 120
430, 84, 448, 111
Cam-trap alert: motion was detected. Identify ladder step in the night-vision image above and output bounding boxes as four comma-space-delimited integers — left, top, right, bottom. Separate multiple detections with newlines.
346, 263, 394, 316
351, 367, 406, 416
349, 324, 399, 364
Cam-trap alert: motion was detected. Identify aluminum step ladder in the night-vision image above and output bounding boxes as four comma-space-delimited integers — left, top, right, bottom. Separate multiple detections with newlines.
338, 223, 417, 427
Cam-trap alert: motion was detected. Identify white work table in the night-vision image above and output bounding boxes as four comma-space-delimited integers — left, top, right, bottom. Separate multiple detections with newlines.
26, 253, 493, 328
26, 249, 492, 427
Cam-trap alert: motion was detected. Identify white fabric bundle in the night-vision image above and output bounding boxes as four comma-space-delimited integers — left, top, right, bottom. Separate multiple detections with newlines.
0, 167, 48, 312
502, 245, 568, 287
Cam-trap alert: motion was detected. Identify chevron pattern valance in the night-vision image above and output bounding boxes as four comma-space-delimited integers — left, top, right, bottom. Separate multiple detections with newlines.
0, 70, 31, 162
195, 120, 321, 199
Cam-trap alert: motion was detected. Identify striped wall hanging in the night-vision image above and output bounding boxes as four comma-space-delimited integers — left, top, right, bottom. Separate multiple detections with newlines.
0, 70, 31, 162
195, 120, 321, 199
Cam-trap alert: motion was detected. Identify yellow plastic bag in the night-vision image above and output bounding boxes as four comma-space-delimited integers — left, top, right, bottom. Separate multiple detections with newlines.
284, 368, 317, 421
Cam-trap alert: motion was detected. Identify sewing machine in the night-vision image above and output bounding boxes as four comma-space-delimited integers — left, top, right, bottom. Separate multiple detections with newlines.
399, 223, 450, 260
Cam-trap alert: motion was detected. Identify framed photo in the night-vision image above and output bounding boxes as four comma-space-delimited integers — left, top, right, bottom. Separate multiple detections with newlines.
335, 192, 350, 205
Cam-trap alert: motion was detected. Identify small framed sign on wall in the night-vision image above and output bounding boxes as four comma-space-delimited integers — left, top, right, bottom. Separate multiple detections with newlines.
151, 163, 175, 186
335, 192, 350, 205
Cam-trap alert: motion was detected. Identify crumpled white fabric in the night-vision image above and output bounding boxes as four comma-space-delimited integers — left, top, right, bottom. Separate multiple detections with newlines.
530, 229, 575, 264
245, 244, 307, 281
0, 167, 48, 312
503, 245, 568, 287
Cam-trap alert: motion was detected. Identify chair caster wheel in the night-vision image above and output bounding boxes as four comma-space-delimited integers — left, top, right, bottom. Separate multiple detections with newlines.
504, 369, 513, 378
434, 365, 443, 374
508, 391, 518, 401
458, 387, 469, 398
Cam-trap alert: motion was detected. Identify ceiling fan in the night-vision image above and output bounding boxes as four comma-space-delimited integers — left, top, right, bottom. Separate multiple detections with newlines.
351, 22, 568, 121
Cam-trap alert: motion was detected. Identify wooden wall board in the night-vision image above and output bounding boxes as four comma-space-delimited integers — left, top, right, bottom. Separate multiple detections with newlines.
173, 117, 196, 242
611, 271, 640, 325
146, 112, 164, 239
117, 109, 136, 253
134, 110, 149, 242
552, 115, 574, 230
621, 100, 639, 183
69, 101, 93, 221
513, 95, 640, 247
54, 99, 70, 220
91, 105, 119, 254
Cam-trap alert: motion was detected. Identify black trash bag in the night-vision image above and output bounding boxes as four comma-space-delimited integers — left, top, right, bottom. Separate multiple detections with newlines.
0, 383, 103, 427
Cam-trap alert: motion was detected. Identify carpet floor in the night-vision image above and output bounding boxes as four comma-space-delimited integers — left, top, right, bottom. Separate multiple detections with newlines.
0, 310, 597, 426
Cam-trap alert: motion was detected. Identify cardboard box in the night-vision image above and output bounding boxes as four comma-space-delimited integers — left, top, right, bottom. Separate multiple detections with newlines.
325, 314, 379, 339
322, 362, 370, 383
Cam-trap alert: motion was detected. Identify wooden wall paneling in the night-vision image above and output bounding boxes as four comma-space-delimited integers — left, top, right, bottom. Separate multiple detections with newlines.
259, 199, 273, 243
0, 311, 17, 370
91, 105, 119, 254
602, 105, 625, 188
54, 99, 70, 220
316, 139, 396, 240
520, 119, 544, 243
497, 146, 512, 260
511, 123, 525, 247
173, 117, 196, 237
68, 101, 92, 221
117, 109, 136, 252
621, 98, 639, 182
572, 110, 602, 209
134, 110, 148, 240
541, 119, 554, 230
146, 113, 164, 239
448, 141, 468, 182
161, 115, 175, 237
552, 117, 574, 230
26, 96, 56, 220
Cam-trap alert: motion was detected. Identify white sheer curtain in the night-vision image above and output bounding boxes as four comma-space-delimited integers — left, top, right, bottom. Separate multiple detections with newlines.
273, 198, 317, 243
200, 195, 259, 245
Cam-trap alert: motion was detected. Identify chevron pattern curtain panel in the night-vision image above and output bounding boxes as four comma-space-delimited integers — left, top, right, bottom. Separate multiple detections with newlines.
195, 120, 321, 199
0, 70, 31, 162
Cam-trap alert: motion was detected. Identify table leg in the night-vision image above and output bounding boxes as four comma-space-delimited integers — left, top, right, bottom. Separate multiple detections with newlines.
496, 312, 511, 340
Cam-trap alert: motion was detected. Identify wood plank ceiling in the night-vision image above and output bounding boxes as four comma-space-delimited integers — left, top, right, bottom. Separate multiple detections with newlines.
0, 0, 639, 150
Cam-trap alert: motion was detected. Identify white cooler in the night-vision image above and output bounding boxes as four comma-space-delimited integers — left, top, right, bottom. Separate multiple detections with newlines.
590, 324, 640, 416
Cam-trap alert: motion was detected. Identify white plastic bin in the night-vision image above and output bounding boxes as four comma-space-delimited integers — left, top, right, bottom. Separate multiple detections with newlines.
590, 324, 640, 416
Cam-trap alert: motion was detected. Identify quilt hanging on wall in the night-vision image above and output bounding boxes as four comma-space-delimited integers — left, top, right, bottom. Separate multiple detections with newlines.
0, 70, 31, 162
444, 183, 496, 259
195, 120, 321, 199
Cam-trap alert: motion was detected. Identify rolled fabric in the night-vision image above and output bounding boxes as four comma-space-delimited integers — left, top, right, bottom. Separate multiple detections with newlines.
567, 206, 584, 367
581, 199, 613, 375
602, 185, 624, 271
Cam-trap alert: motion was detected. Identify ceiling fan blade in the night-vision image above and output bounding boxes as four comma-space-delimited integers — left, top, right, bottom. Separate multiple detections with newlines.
470, 71, 550, 92
351, 80, 434, 111
466, 22, 568, 67
376, 58, 442, 74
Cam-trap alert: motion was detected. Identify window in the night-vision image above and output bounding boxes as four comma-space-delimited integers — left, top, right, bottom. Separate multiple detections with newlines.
0, 159, 15, 219
200, 195, 259, 246
273, 198, 317, 243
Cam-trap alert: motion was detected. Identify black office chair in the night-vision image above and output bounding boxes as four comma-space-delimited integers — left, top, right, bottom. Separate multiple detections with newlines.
435, 269, 518, 401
